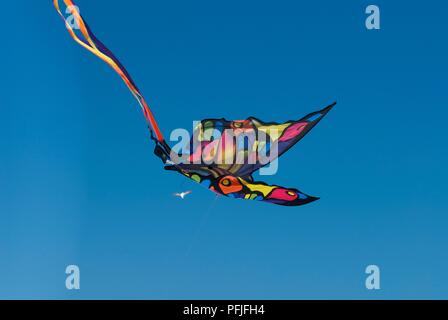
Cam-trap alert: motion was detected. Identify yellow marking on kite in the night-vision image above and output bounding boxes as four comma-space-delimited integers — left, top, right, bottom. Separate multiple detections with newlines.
257, 123, 290, 141
239, 178, 275, 197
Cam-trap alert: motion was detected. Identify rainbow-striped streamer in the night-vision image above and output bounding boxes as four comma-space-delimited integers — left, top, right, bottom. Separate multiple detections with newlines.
53, 0, 165, 142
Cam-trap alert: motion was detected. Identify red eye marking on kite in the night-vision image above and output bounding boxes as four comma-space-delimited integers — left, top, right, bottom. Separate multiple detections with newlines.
219, 176, 243, 194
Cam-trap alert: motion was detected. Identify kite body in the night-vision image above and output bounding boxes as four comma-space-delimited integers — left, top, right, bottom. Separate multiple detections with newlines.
54, 0, 334, 206
163, 104, 334, 206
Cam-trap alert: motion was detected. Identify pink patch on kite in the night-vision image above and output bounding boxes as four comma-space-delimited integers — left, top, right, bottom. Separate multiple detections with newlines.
189, 143, 203, 163
267, 188, 298, 201
279, 122, 308, 142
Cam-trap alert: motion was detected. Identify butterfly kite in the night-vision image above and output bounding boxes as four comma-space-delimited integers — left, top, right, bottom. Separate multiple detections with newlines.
54, 0, 335, 206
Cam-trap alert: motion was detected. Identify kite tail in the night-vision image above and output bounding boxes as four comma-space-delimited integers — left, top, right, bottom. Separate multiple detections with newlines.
53, 0, 167, 148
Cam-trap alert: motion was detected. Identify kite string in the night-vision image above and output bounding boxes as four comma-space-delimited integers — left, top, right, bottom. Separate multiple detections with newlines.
184, 195, 219, 257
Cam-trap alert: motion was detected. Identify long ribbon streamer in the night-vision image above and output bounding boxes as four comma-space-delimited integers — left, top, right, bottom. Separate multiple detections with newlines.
53, 0, 165, 142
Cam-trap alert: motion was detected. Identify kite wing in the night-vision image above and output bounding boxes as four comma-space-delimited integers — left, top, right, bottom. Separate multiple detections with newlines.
215, 175, 319, 206
165, 164, 318, 206
182, 103, 335, 176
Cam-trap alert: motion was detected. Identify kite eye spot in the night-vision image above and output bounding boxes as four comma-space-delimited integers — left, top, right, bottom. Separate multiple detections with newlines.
233, 122, 242, 128
287, 191, 295, 196
219, 176, 243, 194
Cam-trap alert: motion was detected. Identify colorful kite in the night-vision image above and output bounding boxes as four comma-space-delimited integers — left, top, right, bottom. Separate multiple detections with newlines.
54, 0, 335, 206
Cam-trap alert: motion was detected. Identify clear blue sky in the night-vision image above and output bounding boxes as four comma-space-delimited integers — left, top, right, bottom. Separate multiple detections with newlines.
1, 0, 447, 299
